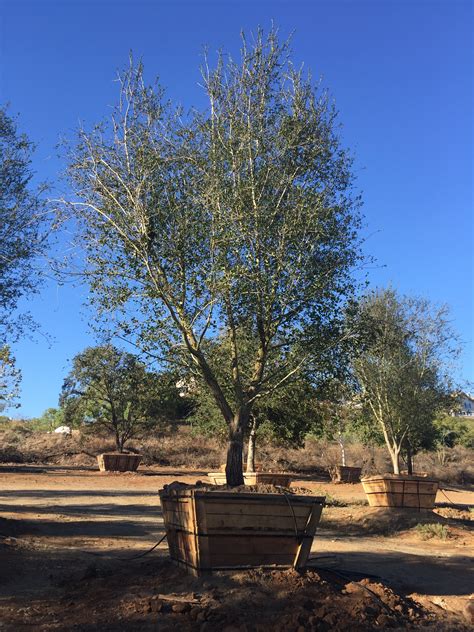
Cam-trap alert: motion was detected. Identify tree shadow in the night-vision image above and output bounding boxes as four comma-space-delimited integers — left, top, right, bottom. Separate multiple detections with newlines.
308, 548, 473, 596
319, 506, 473, 537
0, 489, 160, 498
0, 501, 162, 519
0, 540, 471, 630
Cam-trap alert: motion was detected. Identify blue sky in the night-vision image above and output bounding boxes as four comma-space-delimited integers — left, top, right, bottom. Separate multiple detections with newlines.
1, 0, 472, 417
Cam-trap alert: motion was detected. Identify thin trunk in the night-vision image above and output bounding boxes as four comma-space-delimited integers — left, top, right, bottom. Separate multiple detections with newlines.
113, 418, 123, 453
406, 443, 413, 475
337, 432, 346, 467
380, 422, 401, 475
246, 416, 258, 472
225, 408, 249, 486
116, 434, 125, 453
390, 446, 400, 475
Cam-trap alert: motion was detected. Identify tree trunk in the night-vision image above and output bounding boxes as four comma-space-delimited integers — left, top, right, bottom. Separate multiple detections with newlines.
337, 432, 346, 467
114, 426, 124, 453
246, 416, 257, 473
389, 447, 400, 475
225, 409, 249, 486
406, 442, 413, 475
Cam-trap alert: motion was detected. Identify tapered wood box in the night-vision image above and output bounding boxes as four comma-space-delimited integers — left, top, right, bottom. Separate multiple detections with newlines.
361, 474, 438, 510
97, 453, 141, 472
159, 486, 325, 575
207, 472, 292, 487
329, 465, 362, 483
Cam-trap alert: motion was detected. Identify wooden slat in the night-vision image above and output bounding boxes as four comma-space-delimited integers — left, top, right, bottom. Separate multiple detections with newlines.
202, 501, 311, 518
210, 553, 295, 567
294, 505, 324, 570
208, 535, 298, 556
204, 513, 309, 531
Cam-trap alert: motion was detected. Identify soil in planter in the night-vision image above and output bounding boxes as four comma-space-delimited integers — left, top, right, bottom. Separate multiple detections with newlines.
164, 480, 313, 495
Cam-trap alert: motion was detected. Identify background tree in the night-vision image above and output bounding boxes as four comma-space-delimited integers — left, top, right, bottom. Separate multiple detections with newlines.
0, 345, 21, 411
0, 106, 48, 342
29, 407, 65, 432
60, 345, 183, 452
63, 29, 362, 484
310, 377, 360, 468
353, 288, 457, 475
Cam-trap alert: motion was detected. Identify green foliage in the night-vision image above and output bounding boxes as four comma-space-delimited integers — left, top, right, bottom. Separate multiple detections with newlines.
28, 407, 65, 432
414, 523, 450, 541
434, 413, 474, 449
190, 364, 318, 448
0, 106, 48, 342
353, 288, 458, 474
0, 345, 21, 411
60, 345, 185, 451
62, 29, 363, 483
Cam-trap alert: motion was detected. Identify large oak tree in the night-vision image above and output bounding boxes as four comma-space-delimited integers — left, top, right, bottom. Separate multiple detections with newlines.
63, 29, 363, 484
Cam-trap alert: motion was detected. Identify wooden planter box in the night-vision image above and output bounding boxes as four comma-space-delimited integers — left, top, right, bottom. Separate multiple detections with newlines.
207, 471, 292, 487
361, 474, 438, 510
97, 452, 141, 472
329, 465, 362, 483
159, 486, 325, 575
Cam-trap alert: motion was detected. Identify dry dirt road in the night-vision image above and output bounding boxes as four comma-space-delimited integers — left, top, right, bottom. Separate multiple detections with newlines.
0, 464, 472, 631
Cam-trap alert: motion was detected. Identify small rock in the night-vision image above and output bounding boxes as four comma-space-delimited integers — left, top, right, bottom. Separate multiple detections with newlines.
323, 613, 338, 626
376, 614, 393, 627
150, 598, 163, 613
196, 611, 207, 623
463, 600, 474, 625
365, 606, 379, 616
344, 581, 364, 595
172, 602, 190, 613
189, 607, 201, 620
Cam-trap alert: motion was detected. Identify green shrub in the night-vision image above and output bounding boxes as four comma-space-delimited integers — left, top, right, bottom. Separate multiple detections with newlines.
414, 523, 450, 540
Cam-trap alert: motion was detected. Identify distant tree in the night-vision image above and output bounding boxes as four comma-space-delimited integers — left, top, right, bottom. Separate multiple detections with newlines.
29, 407, 65, 432
434, 413, 474, 451
60, 345, 183, 452
0, 106, 48, 342
0, 345, 21, 411
353, 289, 458, 475
310, 378, 360, 468
62, 29, 362, 484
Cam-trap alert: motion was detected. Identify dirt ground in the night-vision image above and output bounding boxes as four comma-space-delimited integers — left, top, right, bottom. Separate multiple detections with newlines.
0, 464, 472, 631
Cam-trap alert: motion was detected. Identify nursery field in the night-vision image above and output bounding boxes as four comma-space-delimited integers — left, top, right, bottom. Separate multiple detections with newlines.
0, 463, 473, 631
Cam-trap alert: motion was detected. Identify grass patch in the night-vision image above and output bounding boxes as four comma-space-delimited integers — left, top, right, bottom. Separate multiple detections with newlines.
311, 488, 348, 507
414, 523, 450, 541
348, 498, 369, 507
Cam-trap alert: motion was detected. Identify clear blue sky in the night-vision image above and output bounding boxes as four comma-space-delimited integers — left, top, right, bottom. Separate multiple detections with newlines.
1, 0, 472, 417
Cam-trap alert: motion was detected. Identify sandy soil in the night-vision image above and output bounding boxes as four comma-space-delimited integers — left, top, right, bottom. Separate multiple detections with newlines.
0, 464, 472, 631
